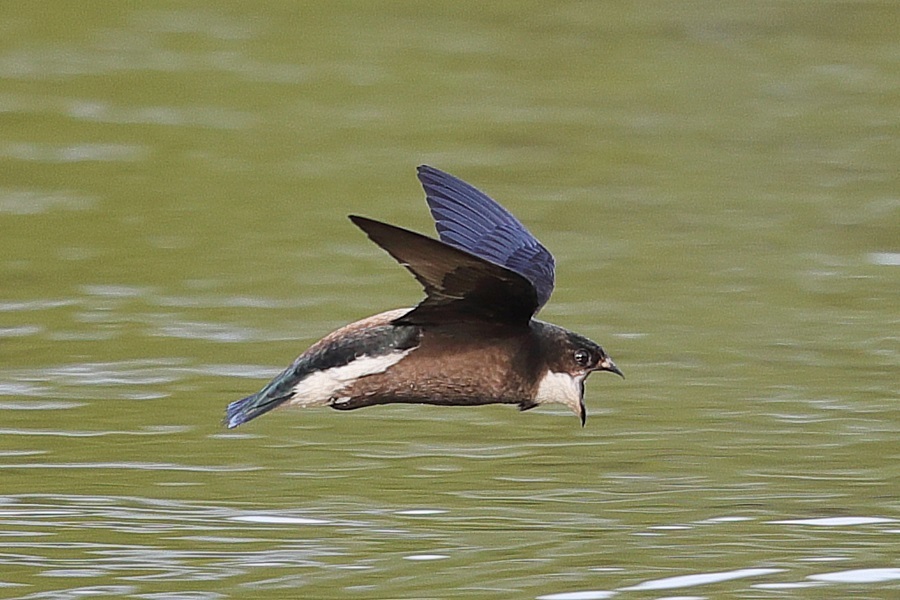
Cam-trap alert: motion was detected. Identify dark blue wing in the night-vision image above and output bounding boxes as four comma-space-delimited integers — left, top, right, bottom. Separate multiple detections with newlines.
416, 165, 556, 311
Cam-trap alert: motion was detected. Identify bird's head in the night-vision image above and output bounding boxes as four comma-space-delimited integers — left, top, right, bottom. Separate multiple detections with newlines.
533, 324, 623, 426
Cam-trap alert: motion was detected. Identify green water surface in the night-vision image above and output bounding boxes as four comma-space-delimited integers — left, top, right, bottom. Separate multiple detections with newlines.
1, 2, 897, 598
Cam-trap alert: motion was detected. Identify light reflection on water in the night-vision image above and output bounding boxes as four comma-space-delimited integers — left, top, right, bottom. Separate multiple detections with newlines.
0, 492, 897, 596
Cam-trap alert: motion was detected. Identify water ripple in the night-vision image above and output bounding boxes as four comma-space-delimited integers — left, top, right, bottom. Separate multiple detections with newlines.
621, 568, 784, 591
0, 401, 84, 410
0, 190, 95, 215
809, 568, 900, 584
0, 142, 147, 163
772, 516, 895, 527
0, 462, 259, 473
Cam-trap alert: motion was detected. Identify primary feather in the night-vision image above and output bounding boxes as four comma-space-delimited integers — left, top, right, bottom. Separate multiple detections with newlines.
416, 165, 556, 311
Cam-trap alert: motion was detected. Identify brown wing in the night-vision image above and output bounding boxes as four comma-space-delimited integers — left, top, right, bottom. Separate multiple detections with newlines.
349, 215, 538, 326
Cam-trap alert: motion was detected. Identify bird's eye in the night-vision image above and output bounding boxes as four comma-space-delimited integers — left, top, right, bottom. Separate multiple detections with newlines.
574, 349, 591, 367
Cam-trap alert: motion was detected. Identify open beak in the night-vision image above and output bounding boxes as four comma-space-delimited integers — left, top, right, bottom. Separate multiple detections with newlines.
599, 357, 624, 379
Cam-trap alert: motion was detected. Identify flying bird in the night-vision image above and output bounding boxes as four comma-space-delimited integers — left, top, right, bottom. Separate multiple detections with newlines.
225, 166, 621, 428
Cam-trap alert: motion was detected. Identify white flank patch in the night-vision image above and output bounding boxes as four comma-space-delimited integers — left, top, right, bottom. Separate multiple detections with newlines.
287, 350, 412, 407
534, 370, 583, 415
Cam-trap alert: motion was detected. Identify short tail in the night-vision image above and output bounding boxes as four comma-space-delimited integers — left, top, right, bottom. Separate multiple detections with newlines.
224, 391, 288, 429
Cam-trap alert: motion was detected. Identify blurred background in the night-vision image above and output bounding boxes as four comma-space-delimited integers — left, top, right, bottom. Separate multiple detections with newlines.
1, 2, 897, 598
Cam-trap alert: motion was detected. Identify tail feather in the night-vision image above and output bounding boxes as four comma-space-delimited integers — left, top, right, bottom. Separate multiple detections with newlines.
224, 392, 288, 429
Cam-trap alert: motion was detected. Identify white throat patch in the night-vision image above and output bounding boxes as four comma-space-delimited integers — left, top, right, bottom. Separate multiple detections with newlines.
534, 370, 584, 417
288, 349, 412, 408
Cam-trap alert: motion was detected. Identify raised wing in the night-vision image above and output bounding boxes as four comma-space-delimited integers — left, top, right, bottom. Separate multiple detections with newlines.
349, 216, 538, 326
416, 165, 556, 311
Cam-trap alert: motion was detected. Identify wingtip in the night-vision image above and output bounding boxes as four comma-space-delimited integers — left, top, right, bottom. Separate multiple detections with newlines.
416, 164, 444, 183
349, 214, 380, 233
349, 215, 396, 240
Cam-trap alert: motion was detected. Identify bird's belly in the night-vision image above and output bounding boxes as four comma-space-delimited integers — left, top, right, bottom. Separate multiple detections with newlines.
329, 368, 526, 411
329, 390, 514, 410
